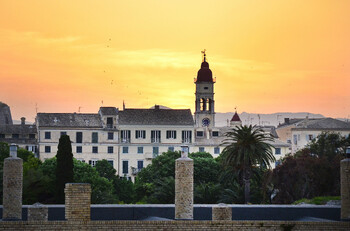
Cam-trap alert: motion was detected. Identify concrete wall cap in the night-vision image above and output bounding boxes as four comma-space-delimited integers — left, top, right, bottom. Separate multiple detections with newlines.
176, 158, 193, 161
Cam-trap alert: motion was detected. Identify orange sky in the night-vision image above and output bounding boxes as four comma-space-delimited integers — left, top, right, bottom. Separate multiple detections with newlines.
0, 0, 349, 122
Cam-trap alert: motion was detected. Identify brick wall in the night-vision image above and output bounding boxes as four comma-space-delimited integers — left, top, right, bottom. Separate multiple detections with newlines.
0, 220, 349, 230
64, 183, 91, 221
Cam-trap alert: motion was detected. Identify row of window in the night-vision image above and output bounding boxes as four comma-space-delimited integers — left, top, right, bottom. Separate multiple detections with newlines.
121, 146, 221, 154
43, 130, 220, 144
121, 130, 192, 143
0, 133, 36, 139
44, 145, 222, 155
44, 146, 115, 154
293, 134, 316, 145
44, 131, 115, 143
196, 131, 219, 137
77, 159, 114, 168
44, 129, 199, 144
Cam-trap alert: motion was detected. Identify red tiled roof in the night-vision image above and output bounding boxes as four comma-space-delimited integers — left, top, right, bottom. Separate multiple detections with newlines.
231, 112, 241, 122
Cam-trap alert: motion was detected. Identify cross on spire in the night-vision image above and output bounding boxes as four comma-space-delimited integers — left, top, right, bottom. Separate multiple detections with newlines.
201, 49, 206, 62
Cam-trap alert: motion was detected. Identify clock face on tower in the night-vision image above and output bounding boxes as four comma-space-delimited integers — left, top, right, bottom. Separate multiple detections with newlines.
202, 118, 210, 127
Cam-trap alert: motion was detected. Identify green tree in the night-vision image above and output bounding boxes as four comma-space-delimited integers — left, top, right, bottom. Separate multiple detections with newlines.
189, 152, 220, 185
0, 142, 9, 164
194, 183, 222, 204
95, 159, 116, 180
150, 176, 175, 203
23, 168, 53, 204
55, 135, 74, 203
0, 144, 55, 204
74, 159, 117, 204
272, 133, 349, 204
0, 142, 9, 204
222, 125, 275, 204
113, 176, 135, 203
135, 151, 222, 204
272, 151, 335, 204
308, 132, 350, 160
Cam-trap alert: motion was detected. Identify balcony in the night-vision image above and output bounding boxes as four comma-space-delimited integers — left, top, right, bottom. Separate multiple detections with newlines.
145, 152, 153, 159
120, 138, 130, 143
131, 167, 142, 175
182, 139, 192, 144
145, 152, 159, 159
151, 138, 161, 143
104, 124, 118, 131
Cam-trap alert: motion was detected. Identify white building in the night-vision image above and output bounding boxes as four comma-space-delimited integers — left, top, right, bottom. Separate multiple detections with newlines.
290, 117, 350, 154
117, 106, 194, 177
36, 52, 291, 178
36, 107, 119, 171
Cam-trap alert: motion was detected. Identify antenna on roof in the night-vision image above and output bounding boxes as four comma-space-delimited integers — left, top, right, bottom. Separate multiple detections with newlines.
123, 100, 125, 110
35, 103, 38, 114
78, 106, 82, 113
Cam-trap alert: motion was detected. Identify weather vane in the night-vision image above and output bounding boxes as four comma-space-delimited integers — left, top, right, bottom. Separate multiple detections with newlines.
201, 49, 206, 62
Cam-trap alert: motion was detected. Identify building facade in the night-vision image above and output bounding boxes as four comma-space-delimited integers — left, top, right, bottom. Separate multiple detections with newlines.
36, 52, 291, 178
290, 117, 350, 154
117, 106, 194, 177
0, 102, 37, 154
0, 118, 38, 154
36, 108, 119, 171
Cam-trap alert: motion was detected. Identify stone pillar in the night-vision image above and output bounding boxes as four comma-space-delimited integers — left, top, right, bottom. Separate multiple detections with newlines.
2, 156, 23, 220
64, 183, 91, 221
175, 146, 193, 220
212, 204, 232, 220
341, 153, 350, 220
28, 203, 48, 221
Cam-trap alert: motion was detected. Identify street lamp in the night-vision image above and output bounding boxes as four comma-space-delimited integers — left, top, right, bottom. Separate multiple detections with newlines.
9, 143, 17, 158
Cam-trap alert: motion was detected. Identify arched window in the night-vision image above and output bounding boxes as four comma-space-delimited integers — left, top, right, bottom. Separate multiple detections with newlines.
201, 98, 206, 111
208, 99, 212, 111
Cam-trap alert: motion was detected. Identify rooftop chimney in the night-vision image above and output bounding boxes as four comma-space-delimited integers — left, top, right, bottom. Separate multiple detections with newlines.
284, 118, 290, 124
20, 117, 25, 125
154, 105, 160, 110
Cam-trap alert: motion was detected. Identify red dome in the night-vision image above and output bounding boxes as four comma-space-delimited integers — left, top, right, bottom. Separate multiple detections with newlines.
196, 61, 213, 83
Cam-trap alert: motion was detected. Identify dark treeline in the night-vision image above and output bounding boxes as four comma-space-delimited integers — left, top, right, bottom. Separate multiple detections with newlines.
0, 132, 348, 204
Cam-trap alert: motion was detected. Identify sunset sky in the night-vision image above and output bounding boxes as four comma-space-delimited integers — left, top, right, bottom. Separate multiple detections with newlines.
1, 0, 349, 122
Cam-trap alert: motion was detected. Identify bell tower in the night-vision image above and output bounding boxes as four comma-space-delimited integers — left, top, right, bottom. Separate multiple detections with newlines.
194, 50, 215, 128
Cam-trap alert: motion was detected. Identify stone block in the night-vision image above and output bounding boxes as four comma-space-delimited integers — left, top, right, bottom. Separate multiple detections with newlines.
28, 203, 48, 221
2, 157, 23, 220
175, 158, 193, 220
341, 158, 350, 220
212, 204, 232, 220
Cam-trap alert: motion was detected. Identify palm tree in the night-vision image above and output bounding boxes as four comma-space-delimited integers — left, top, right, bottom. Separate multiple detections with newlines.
222, 125, 275, 204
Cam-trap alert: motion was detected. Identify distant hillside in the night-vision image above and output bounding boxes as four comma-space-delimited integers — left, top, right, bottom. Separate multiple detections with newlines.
215, 112, 326, 127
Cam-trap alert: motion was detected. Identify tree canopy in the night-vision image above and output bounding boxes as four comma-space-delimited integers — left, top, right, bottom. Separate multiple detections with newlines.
221, 125, 275, 203
272, 132, 348, 204
55, 135, 74, 203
